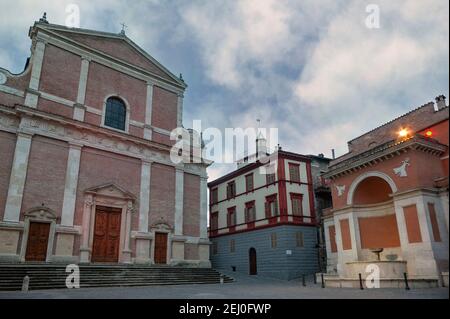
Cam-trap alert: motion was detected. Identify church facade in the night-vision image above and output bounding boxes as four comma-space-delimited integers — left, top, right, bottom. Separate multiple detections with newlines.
0, 18, 210, 266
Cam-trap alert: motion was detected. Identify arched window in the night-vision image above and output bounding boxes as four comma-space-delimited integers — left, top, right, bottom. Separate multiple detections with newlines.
104, 97, 126, 130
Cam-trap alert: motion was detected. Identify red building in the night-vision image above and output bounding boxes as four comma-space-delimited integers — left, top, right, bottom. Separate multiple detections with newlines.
0, 17, 210, 266
322, 96, 449, 288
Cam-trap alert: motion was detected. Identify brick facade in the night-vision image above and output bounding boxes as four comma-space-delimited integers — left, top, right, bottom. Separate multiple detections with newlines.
0, 20, 210, 266
322, 97, 449, 285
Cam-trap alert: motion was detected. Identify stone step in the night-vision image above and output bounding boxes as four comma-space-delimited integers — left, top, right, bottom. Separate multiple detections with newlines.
0, 265, 234, 291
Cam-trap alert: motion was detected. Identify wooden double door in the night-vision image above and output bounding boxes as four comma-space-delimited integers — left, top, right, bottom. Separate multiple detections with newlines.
92, 206, 122, 263
25, 222, 50, 262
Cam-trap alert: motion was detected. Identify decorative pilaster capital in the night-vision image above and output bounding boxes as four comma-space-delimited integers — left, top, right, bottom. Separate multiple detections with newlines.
127, 201, 134, 214
84, 195, 94, 208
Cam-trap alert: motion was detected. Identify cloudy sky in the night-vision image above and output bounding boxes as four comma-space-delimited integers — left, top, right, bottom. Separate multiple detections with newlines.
0, 0, 448, 181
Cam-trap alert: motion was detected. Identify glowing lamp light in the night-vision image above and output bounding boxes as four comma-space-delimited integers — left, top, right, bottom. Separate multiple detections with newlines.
398, 128, 408, 138
425, 130, 433, 137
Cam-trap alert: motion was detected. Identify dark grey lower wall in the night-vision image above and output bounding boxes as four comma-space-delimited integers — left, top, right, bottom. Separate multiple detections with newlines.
210, 225, 319, 280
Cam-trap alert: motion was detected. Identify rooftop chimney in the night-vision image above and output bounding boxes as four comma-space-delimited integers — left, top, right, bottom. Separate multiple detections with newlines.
435, 95, 447, 111
331, 149, 336, 159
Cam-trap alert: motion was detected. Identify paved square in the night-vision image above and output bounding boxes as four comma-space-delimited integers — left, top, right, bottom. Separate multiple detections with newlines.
0, 273, 448, 299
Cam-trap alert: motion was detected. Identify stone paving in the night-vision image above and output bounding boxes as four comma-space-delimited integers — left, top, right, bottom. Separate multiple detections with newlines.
0, 272, 448, 299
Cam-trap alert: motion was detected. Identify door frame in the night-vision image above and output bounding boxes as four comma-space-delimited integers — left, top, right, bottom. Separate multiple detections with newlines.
80, 183, 136, 264
20, 206, 57, 262
249, 247, 257, 275
153, 232, 169, 264
149, 222, 173, 265
91, 205, 123, 263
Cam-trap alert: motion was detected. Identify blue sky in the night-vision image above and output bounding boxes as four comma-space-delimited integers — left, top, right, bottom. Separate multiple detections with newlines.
0, 0, 448, 181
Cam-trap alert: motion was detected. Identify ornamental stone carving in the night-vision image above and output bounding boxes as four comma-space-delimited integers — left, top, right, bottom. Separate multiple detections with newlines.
393, 158, 410, 177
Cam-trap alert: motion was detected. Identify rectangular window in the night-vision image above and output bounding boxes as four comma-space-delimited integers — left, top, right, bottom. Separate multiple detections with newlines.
296, 232, 304, 247
212, 242, 218, 255
227, 207, 237, 227
290, 193, 303, 216
245, 201, 256, 223
211, 188, 218, 204
245, 174, 254, 192
266, 173, 276, 184
210, 212, 219, 230
289, 163, 301, 182
265, 195, 279, 218
230, 239, 235, 253
227, 181, 236, 199
271, 233, 277, 248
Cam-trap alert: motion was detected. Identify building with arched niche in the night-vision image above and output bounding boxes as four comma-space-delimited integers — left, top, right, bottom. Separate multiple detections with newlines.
0, 17, 211, 266
322, 95, 449, 288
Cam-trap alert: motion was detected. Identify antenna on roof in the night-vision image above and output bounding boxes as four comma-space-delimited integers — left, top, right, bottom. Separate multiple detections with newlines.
120, 22, 127, 36
39, 12, 49, 24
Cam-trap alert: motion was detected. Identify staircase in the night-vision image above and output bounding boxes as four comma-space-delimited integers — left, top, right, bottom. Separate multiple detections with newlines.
0, 264, 234, 291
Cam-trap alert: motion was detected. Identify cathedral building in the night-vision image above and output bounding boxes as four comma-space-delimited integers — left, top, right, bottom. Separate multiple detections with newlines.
0, 16, 210, 266
322, 96, 449, 288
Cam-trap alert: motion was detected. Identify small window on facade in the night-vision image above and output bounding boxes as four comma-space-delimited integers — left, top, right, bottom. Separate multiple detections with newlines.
245, 201, 256, 223
227, 181, 236, 199
296, 232, 304, 247
211, 188, 218, 204
227, 207, 237, 227
271, 233, 277, 248
265, 195, 279, 218
212, 242, 218, 255
245, 173, 254, 192
230, 239, 235, 253
104, 97, 126, 130
210, 212, 219, 230
266, 173, 276, 185
291, 194, 303, 216
289, 163, 301, 182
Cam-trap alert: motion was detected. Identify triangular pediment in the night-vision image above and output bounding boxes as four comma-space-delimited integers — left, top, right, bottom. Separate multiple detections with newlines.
85, 182, 136, 200
34, 23, 186, 88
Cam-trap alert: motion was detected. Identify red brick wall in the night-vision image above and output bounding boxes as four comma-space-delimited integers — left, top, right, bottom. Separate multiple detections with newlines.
73, 147, 141, 227
151, 86, 178, 131
152, 131, 174, 146
331, 149, 445, 209
183, 173, 200, 237
340, 219, 352, 250
39, 44, 81, 102
84, 62, 146, 124
21, 136, 69, 220
0, 92, 24, 107
403, 204, 422, 243
129, 125, 143, 139
84, 112, 101, 126
149, 163, 175, 227
345, 103, 448, 156
58, 32, 172, 82
0, 131, 16, 221
358, 215, 401, 249
5, 70, 31, 91
419, 120, 449, 176
37, 98, 73, 118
